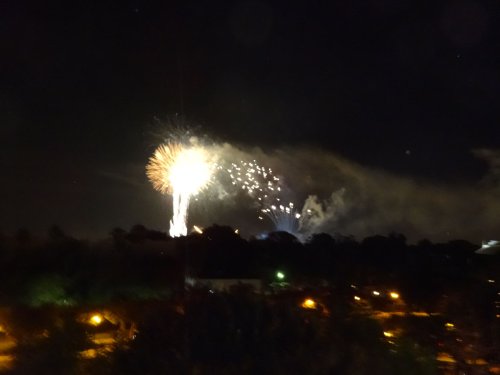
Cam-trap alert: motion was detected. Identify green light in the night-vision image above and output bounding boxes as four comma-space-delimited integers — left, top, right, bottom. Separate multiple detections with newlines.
276, 271, 285, 280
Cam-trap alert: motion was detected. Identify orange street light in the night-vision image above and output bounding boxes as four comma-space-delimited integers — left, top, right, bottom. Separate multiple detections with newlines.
301, 298, 317, 309
389, 292, 400, 300
90, 314, 103, 326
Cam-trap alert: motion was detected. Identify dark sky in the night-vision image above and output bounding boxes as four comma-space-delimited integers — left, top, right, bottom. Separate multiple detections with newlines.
2, 0, 500, 237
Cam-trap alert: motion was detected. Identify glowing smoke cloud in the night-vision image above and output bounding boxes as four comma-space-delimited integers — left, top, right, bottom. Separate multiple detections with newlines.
299, 189, 347, 236
223, 160, 301, 233
146, 142, 213, 237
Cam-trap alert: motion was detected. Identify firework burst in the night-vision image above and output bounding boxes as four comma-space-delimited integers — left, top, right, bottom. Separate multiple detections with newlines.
146, 143, 183, 194
223, 159, 301, 234
147, 142, 213, 237
261, 202, 301, 233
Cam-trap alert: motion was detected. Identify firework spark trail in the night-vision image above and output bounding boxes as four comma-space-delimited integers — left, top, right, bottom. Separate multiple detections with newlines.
222, 159, 301, 233
171, 189, 189, 237
261, 202, 302, 233
147, 142, 213, 237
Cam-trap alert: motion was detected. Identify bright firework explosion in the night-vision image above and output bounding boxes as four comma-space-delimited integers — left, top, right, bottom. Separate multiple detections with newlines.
224, 160, 301, 233
147, 142, 213, 237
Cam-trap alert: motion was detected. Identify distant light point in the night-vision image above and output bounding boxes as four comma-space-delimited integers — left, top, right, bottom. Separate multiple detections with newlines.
389, 292, 400, 299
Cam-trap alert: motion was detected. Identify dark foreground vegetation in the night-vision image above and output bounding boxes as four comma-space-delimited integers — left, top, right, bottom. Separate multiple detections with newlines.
0, 225, 498, 374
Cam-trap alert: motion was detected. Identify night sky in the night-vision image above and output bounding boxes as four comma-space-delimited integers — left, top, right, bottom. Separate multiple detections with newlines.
3, 0, 500, 240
